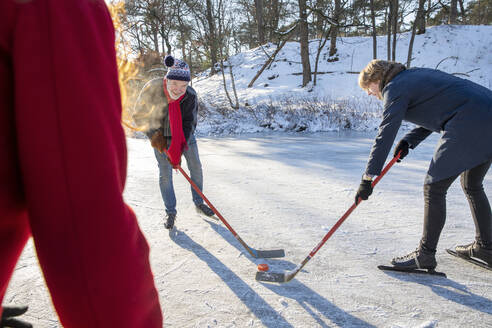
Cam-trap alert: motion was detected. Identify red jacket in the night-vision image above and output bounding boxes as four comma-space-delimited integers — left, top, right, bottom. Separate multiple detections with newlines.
0, 0, 163, 326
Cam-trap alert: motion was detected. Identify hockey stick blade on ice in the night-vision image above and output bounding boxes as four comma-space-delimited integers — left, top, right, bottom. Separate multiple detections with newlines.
256, 153, 401, 283
164, 150, 285, 258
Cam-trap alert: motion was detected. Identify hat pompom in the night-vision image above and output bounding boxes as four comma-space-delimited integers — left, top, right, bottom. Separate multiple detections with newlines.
164, 55, 175, 67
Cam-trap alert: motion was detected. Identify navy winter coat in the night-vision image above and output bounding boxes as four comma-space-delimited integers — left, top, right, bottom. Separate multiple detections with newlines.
365, 68, 492, 184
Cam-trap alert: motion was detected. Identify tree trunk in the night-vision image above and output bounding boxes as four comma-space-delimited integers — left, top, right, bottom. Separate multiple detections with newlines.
314, 28, 330, 86
266, 0, 280, 41
188, 51, 193, 86
370, 0, 377, 59
386, 5, 391, 60
246, 14, 256, 49
177, 16, 187, 59
426, 0, 432, 22
180, 35, 186, 60
161, 27, 172, 55
255, 0, 265, 45
161, 34, 165, 56
407, 0, 426, 68
314, 0, 325, 39
152, 26, 159, 54
449, 0, 457, 24
329, 0, 341, 57
458, 0, 466, 23
416, 1, 426, 35
219, 48, 239, 109
206, 0, 217, 75
391, 0, 398, 61
298, 0, 311, 87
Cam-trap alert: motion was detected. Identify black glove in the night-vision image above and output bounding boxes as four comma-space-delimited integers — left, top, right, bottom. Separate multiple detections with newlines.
1, 305, 32, 328
355, 179, 373, 203
393, 140, 409, 162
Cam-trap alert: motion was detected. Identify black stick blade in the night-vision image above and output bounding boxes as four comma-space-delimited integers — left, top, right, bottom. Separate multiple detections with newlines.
255, 271, 286, 283
253, 249, 285, 258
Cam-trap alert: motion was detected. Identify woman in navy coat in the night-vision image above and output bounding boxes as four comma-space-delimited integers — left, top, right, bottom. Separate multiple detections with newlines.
355, 59, 492, 270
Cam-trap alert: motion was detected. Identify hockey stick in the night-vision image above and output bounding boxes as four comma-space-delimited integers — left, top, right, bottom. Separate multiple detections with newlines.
163, 149, 285, 258
256, 152, 402, 282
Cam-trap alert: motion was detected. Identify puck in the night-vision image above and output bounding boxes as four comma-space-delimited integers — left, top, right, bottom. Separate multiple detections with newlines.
257, 263, 269, 271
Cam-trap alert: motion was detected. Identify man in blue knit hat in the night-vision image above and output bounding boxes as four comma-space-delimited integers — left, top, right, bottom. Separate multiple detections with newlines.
134, 55, 214, 229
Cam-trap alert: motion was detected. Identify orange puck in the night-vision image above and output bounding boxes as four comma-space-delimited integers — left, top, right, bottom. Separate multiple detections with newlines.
257, 263, 269, 271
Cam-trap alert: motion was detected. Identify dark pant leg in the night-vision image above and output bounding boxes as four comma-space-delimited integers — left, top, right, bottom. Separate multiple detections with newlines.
421, 174, 459, 252
461, 160, 492, 247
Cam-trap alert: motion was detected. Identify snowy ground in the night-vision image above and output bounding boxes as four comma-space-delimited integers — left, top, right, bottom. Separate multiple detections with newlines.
5, 132, 492, 327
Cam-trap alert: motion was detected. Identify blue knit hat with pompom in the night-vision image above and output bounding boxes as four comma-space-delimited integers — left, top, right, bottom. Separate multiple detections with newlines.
164, 55, 191, 81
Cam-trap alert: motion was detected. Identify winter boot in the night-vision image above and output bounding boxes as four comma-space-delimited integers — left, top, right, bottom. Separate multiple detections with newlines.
164, 213, 176, 230
455, 241, 492, 266
196, 203, 214, 217
391, 246, 437, 270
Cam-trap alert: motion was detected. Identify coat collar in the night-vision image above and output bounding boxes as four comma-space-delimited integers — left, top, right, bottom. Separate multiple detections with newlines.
379, 63, 406, 92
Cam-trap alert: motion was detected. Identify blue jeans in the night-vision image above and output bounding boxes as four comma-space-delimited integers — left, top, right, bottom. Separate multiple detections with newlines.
153, 135, 204, 215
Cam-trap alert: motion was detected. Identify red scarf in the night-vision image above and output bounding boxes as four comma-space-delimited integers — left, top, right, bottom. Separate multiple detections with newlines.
163, 79, 187, 166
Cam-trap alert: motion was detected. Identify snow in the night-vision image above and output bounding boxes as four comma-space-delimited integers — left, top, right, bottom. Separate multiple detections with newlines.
190, 25, 492, 135
5, 25, 492, 327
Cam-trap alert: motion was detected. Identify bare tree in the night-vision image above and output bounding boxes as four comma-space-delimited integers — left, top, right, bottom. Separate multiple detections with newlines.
391, 0, 398, 61
217, 0, 239, 109
313, 0, 327, 39
417, 0, 432, 34
407, 0, 426, 67
449, 0, 458, 23
416, 0, 427, 35
255, 0, 266, 45
206, 0, 218, 75
386, 4, 391, 60
458, 0, 466, 23
247, 24, 297, 87
298, 0, 312, 87
266, 0, 281, 41
369, 0, 377, 59
329, 0, 342, 57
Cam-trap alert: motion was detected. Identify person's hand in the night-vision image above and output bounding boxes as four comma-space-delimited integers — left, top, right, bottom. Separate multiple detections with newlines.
355, 179, 373, 203
150, 131, 168, 153
1, 305, 32, 328
393, 140, 409, 162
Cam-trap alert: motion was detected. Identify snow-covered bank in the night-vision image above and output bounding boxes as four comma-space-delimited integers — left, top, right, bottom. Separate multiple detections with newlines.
191, 25, 492, 135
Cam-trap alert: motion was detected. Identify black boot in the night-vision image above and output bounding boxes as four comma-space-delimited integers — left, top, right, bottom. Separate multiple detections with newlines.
196, 203, 214, 217
164, 213, 176, 230
391, 246, 437, 270
455, 241, 492, 266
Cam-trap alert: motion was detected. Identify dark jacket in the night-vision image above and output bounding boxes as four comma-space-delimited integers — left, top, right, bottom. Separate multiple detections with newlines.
134, 77, 198, 141
365, 67, 492, 184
